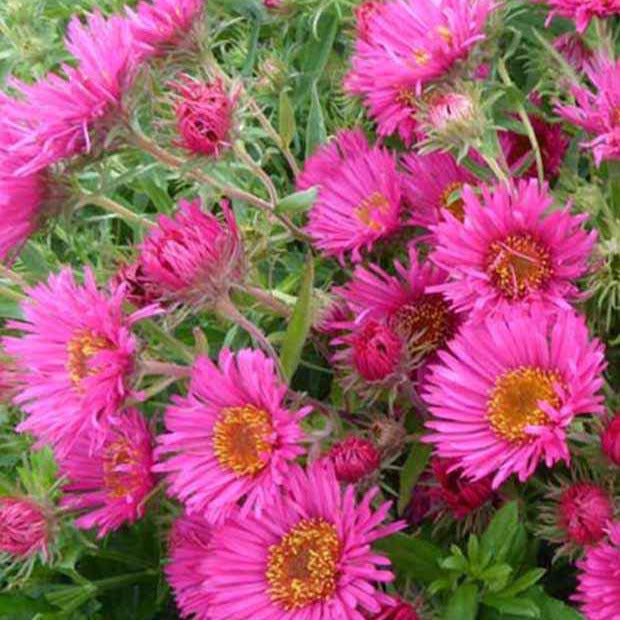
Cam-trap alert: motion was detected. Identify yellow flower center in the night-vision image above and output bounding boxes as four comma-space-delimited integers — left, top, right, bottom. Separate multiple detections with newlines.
387, 295, 456, 357
413, 48, 430, 65
355, 192, 391, 231
487, 366, 563, 443
212, 405, 274, 477
485, 233, 553, 300
437, 25, 453, 44
439, 181, 465, 221
67, 330, 112, 386
103, 439, 140, 499
266, 518, 341, 610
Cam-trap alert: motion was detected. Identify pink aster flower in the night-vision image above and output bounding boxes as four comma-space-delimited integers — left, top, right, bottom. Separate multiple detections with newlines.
5, 12, 136, 173
138, 198, 244, 305
499, 113, 569, 180
201, 460, 404, 619
402, 151, 477, 229
429, 179, 596, 319
327, 436, 381, 483
354, 1, 385, 42
332, 247, 462, 382
553, 33, 593, 74
298, 129, 403, 262
574, 522, 620, 619
155, 349, 311, 524
556, 54, 620, 166
0, 497, 50, 559
127, 0, 204, 58
59, 409, 155, 538
345, 0, 496, 143
166, 512, 212, 620
558, 482, 613, 546
372, 598, 421, 620
601, 413, 620, 466
170, 76, 234, 157
534, 0, 620, 33
2, 268, 149, 456
424, 308, 606, 488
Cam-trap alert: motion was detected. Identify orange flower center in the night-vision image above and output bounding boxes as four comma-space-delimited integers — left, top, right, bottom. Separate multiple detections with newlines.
611, 107, 620, 126
487, 366, 563, 443
212, 405, 274, 477
437, 25, 453, 44
413, 48, 430, 65
103, 439, 141, 499
355, 192, 391, 231
266, 518, 341, 610
439, 181, 465, 221
387, 295, 456, 357
485, 233, 552, 300
67, 330, 112, 386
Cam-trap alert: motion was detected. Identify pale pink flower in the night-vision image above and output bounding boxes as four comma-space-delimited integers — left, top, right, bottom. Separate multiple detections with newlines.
155, 349, 311, 524
60, 409, 155, 538
0, 497, 50, 559
424, 308, 606, 488
201, 460, 404, 619
429, 179, 596, 319
2, 268, 151, 456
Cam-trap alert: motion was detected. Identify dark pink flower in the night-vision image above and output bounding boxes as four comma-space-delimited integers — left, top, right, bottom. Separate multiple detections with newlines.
558, 482, 613, 546
371, 598, 421, 620
327, 436, 381, 483
355, 1, 385, 41
534, 0, 620, 33
0, 497, 50, 559
171, 76, 234, 157
553, 33, 593, 74
349, 320, 403, 381
602, 414, 620, 466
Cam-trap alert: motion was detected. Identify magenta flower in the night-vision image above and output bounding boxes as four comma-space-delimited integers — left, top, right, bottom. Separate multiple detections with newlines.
574, 522, 620, 619
534, 0, 620, 33
327, 436, 381, 483
60, 409, 155, 538
430, 179, 596, 319
5, 12, 136, 173
601, 414, 620, 466
138, 198, 244, 305
201, 460, 404, 619
345, 0, 496, 143
299, 130, 403, 262
155, 349, 311, 524
0, 497, 50, 559
558, 482, 613, 546
402, 151, 477, 229
2, 268, 148, 456
373, 598, 421, 620
553, 33, 593, 74
166, 512, 212, 620
556, 54, 620, 166
127, 0, 204, 57
171, 76, 234, 157
332, 247, 462, 381
424, 308, 606, 488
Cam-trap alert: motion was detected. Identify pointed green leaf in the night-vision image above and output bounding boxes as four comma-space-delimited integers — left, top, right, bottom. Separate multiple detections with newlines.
374, 534, 443, 584
276, 187, 317, 215
278, 90, 296, 148
445, 583, 479, 620
398, 442, 432, 513
305, 83, 327, 158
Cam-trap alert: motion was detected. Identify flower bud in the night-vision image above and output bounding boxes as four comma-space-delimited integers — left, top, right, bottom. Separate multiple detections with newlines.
327, 436, 381, 483
602, 414, 620, 466
352, 320, 402, 381
0, 497, 50, 559
558, 482, 613, 546
373, 598, 421, 620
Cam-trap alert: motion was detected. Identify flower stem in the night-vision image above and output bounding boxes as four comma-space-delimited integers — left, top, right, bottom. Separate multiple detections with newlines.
0, 263, 28, 289
139, 360, 191, 378
79, 194, 155, 228
233, 283, 292, 317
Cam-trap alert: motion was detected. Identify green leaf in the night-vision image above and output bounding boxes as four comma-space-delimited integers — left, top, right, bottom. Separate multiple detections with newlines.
374, 534, 443, 584
280, 257, 314, 383
482, 594, 540, 617
445, 583, 479, 620
397, 442, 432, 513
242, 17, 261, 76
527, 587, 584, 620
278, 90, 296, 148
17, 242, 49, 279
501, 569, 546, 597
305, 83, 327, 158
275, 187, 317, 215
481, 501, 519, 564
0, 593, 54, 615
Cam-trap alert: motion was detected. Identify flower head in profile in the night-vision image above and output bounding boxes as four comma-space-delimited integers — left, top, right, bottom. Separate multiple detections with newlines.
127, 0, 204, 57
2, 268, 146, 456
138, 198, 244, 305
60, 409, 155, 538
430, 179, 596, 319
170, 76, 235, 157
201, 460, 404, 619
602, 413, 620, 466
345, 0, 496, 143
556, 54, 620, 166
574, 522, 620, 619
424, 308, 606, 488
373, 598, 422, 620
299, 130, 403, 262
331, 247, 462, 384
155, 349, 311, 524
0, 497, 51, 560
553, 33, 593, 75
5, 12, 136, 173
402, 151, 477, 230
166, 512, 212, 620
534, 0, 620, 33
109, 260, 165, 309
327, 436, 381, 483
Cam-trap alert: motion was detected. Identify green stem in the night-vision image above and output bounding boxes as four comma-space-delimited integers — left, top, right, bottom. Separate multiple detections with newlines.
79, 194, 154, 228
140, 320, 195, 364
